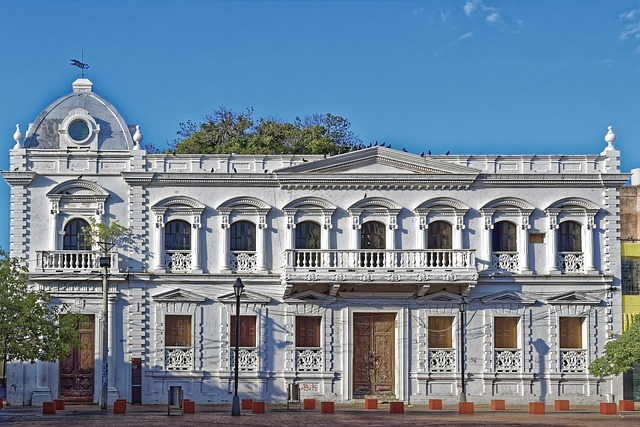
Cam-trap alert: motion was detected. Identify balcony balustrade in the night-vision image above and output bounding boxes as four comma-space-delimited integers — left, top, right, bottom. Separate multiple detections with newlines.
165, 250, 192, 272
491, 251, 519, 273
495, 348, 521, 373
296, 348, 323, 372
231, 347, 258, 371
230, 251, 258, 273
428, 348, 456, 372
560, 349, 587, 373
36, 250, 119, 272
165, 346, 193, 371
557, 252, 584, 273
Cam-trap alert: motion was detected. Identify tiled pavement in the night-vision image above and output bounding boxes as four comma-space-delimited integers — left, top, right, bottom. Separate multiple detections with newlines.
0, 402, 639, 426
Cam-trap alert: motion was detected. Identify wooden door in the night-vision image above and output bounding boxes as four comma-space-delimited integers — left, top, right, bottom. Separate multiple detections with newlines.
59, 315, 95, 402
353, 313, 395, 397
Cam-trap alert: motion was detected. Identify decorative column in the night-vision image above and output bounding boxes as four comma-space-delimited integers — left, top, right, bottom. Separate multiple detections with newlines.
322, 214, 332, 266
286, 214, 295, 250
584, 216, 596, 273
454, 216, 465, 250
191, 215, 202, 273
351, 214, 360, 249
387, 216, 397, 250
519, 214, 531, 273
256, 215, 267, 272
547, 214, 560, 273
417, 215, 427, 249
481, 212, 493, 270
153, 211, 165, 272
108, 296, 119, 403
220, 216, 230, 273
50, 201, 59, 250
31, 361, 52, 405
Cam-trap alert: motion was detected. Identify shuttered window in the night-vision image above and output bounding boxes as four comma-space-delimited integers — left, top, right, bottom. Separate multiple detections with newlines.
492, 221, 517, 251
230, 315, 257, 348
560, 317, 583, 349
165, 315, 192, 347
494, 317, 518, 349
296, 316, 321, 348
428, 221, 452, 249
428, 316, 453, 349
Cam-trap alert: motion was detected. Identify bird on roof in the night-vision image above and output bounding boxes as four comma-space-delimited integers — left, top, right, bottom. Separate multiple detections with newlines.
445, 150, 450, 155
364, 193, 367, 199
264, 169, 269, 173
428, 150, 432, 155
374, 141, 378, 146
210, 167, 214, 172
420, 152, 425, 157
77, 175, 83, 179
402, 148, 408, 152
302, 158, 308, 162
233, 167, 237, 173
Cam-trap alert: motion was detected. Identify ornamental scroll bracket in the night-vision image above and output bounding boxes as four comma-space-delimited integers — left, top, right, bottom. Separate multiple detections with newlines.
521, 214, 531, 230
96, 202, 105, 216
50, 201, 59, 216
286, 214, 295, 229
323, 214, 333, 230
548, 214, 559, 230
483, 213, 494, 230
587, 215, 596, 230
192, 214, 201, 229
154, 209, 166, 228
456, 215, 465, 230
351, 214, 360, 230
389, 216, 398, 230
258, 215, 267, 229
418, 215, 427, 230
220, 214, 230, 229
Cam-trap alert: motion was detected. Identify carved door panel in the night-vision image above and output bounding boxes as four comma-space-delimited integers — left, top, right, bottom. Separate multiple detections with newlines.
59, 315, 94, 402
353, 313, 395, 397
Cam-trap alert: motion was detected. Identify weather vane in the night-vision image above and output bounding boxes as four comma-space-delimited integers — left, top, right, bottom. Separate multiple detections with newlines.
70, 48, 89, 78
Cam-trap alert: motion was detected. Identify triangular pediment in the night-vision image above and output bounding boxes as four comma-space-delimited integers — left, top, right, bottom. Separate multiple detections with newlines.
481, 290, 537, 305
416, 290, 463, 305
218, 290, 271, 304
152, 288, 207, 303
284, 290, 336, 304
546, 291, 601, 305
275, 147, 481, 176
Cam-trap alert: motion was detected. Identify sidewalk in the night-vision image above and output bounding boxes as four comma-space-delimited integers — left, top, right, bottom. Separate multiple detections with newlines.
0, 402, 639, 426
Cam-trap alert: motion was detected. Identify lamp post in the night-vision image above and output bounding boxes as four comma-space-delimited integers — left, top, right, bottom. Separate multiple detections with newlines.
231, 277, 244, 416
98, 245, 113, 411
458, 297, 467, 403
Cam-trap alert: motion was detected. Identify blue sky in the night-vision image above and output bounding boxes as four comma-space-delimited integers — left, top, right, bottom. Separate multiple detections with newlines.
1, 0, 639, 251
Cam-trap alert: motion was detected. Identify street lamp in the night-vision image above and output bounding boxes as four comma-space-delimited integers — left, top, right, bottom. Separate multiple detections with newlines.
98, 248, 113, 411
231, 277, 245, 416
458, 297, 468, 403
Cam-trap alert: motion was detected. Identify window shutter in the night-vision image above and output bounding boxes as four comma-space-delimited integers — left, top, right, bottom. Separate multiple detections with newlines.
560, 317, 583, 349
494, 317, 518, 349
296, 316, 321, 347
165, 315, 192, 347
231, 315, 257, 347
428, 316, 453, 349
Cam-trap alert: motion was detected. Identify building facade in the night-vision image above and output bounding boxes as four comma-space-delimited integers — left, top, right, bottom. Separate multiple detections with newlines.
2, 79, 628, 406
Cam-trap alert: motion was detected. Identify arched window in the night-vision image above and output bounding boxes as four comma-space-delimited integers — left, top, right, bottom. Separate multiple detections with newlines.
361, 221, 386, 249
428, 221, 452, 249
558, 221, 582, 252
63, 218, 91, 250
230, 221, 256, 252
492, 221, 517, 252
165, 220, 191, 251
295, 221, 321, 249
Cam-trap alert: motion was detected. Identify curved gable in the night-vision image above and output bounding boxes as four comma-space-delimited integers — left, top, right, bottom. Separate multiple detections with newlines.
348, 197, 401, 214
415, 197, 469, 213
480, 197, 534, 213
47, 179, 109, 199
546, 197, 600, 212
283, 196, 336, 213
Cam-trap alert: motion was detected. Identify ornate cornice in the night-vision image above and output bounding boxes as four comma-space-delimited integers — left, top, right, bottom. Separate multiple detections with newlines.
2, 171, 36, 186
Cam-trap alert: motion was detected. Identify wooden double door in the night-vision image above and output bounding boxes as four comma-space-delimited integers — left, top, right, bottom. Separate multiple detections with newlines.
59, 315, 95, 403
353, 313, 396, 398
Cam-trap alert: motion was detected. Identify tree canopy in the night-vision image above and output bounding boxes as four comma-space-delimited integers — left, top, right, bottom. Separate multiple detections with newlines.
0, 251, 81, 382
165, 107, 365, 155
589, 315, 640, 377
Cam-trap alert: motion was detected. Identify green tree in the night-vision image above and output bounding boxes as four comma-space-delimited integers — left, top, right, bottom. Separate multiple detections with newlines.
171, 106, 364, 155
81, 217, 130, 249
0, 251, 81, 387
589, 315, 640, 377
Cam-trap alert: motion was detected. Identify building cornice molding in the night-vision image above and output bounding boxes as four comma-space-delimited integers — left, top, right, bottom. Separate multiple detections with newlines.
2, 171, 36, 186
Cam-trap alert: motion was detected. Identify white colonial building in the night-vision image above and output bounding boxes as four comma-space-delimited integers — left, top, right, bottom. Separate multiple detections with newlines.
2, 79, 627, 406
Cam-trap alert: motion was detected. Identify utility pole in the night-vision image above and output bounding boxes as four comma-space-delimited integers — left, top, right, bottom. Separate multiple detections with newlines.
98, 242, 114, 410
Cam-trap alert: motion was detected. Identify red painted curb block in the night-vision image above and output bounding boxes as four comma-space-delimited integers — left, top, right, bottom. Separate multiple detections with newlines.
252, 401, 265, 414
364, 398, 378, 410
389, 402, 404, 414
321, 402, 334, 414
43, 402, 56, 415
619, 400, 635, 411
459, 402, 474, 414
491, 400, 505, 411
114, 400, 126, 414
183, 400, 195, 414
304, 398, 316, 410
600, 402, 616, 415
53, 399, 65, 410
554, 400, 570, 411
241, 399, 253, 410
428, 399, 442, 410
0, 397, 4, 410
529, 402, 545, 415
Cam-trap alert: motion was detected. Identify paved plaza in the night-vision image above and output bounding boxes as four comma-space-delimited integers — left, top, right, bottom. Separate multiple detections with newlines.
0, 403, 639, 426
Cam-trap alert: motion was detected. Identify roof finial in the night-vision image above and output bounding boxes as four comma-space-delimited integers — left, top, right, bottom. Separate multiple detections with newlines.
133, 125, 143, 150
604, 125, 616, 150
13, 124, 23, 149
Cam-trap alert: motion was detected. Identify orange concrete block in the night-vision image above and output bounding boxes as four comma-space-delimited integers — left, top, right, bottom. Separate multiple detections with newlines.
600, 402, 617, 415
428, 399, 442, 410
389, 401, 404, 414
619, 400, 635, 411
364, 398, 378, 410
529, 402, 545, 415
183, 400, 195, 414
252, 401, 265, 414
304, 398, 316, 410
114, 400, 126, 414
241, 399, 253, 410
491, 400, 505, 411
43, 402, 56, 415
53, 399, 65, 410
554, 400, 570, 411
458, 402, 474, 414
321, 402, 334, 414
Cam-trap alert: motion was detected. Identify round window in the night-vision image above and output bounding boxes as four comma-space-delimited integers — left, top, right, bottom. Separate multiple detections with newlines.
68, 120, 91, 143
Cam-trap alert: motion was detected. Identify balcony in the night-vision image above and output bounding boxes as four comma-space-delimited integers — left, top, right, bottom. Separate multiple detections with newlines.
560, 349, 587, 373
495, 348, 521, 373
231, 347, 258, 371
490, 251, 519, 273
165, 250, 192, 272
165, 346, 193, 371
557, 252, 584, 273
296, 347, 323, 373
230, 251, 257, 273
36, 250, 119, 272
428, 348, 456, 372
